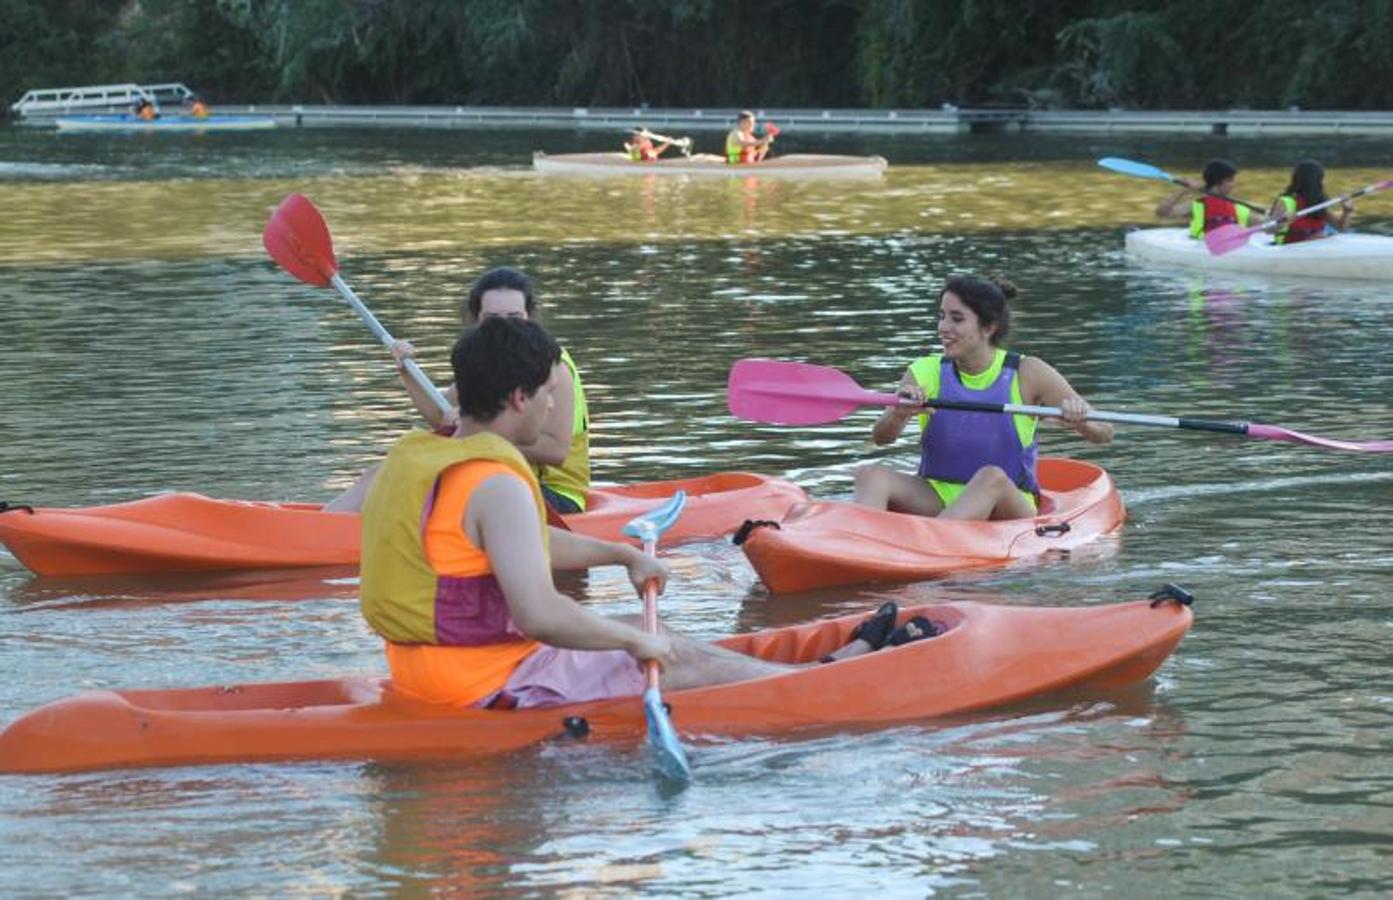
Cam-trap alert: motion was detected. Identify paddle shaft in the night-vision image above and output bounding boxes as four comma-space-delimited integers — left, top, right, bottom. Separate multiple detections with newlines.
640, 538, 662, 692
909, 396, 1247, 434
1098, 158, 1265, 212
634, 128, 686, 145
327, 273, 453, 420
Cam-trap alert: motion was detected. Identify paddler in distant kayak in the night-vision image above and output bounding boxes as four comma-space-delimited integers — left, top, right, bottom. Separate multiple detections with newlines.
361, 317, 923, 711
1268, 160, 1353, 244
1154, 158, 1265, 237
726, 110, 774, 164
624, 128, 677, 162
327, 267, 589, 515
852, 275, 1114, 521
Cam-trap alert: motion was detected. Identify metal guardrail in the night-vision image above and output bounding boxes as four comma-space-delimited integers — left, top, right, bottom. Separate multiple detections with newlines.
14, 93, 1393, 135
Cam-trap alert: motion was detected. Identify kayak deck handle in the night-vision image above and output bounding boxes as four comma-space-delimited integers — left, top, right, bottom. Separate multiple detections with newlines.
0, 502, 34, 515
1034, 522, 1072, 537
1148, 583, 1195, 608
732, 519, 781, 546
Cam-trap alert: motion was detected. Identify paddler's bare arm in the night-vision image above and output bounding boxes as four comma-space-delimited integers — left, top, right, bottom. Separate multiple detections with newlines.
547, 525, 669, 595
871, 370, 921, 445
1021, 357, 1114, 445
511, 359, 573, 467
471, 474, 672, 662
390, 339, 457, 429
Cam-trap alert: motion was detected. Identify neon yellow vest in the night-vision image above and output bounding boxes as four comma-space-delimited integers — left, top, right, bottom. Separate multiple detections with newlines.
907, 349, 1037, 508
537, 348, 590, 510
726, 129, 743, 164
1188, 197, 1251, 238
360, 429, 548, 644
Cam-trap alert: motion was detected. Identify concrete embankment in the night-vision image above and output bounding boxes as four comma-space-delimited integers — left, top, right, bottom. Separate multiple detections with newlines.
16, 103, 1393, 136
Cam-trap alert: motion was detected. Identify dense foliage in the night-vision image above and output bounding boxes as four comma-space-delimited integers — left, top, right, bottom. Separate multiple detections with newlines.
5, 0, 1391, 111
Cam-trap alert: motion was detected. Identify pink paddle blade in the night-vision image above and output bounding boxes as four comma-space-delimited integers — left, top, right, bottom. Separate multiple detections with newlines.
727, 359, 898, 425
263, 193, 338, 287
1204, 223, 1260, 256
1246, 424, 1393, 453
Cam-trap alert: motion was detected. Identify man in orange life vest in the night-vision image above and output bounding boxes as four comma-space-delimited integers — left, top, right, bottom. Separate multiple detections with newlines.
359, 317, 888, 710
1154, 158, 1266, 237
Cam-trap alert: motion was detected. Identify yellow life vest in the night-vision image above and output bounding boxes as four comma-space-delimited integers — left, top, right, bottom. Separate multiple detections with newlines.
360, 429, 548, 644
536, 347, 590, 511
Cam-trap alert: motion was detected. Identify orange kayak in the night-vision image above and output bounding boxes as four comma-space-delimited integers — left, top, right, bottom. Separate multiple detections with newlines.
0, 592, 1192, 774
0, 472, 805, 577
740, 458, 1125, 593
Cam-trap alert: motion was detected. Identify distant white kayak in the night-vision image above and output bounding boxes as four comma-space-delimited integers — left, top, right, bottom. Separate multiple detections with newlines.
1126, 227, 1393, 281
533, 151, 887, 179
54, 114, 277, 133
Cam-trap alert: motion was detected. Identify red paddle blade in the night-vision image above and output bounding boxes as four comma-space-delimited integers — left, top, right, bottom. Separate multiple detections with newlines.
727, 359, 897, 425
1204, 223, 1259, 256
1246, 424, 1393, 453
764, 122, 781, 137
263, 193, 339, 287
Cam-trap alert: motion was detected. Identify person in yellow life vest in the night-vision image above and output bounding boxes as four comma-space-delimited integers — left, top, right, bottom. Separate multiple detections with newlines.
1268, 160, 1352, 244
361, 317, 914, 710
852, 275, 1114, 521
725, 110, 773, 164
326, 267, 590, 516
623, 128, 673, 162
1154, 158, 1265, 237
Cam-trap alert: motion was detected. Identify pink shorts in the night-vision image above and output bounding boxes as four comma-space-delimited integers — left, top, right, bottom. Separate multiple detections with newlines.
482, 646, 646, 709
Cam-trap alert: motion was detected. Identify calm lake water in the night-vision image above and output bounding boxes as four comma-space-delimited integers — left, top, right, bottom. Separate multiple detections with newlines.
0, 123, 1390, 896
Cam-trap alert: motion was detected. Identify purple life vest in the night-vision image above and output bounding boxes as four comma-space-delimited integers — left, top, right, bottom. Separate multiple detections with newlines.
917, 352, 1039, 495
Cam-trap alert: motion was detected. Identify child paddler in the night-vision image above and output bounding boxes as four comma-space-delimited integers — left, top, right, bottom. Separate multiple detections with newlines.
852, 275, 1114, 521
361, 318, 916, 710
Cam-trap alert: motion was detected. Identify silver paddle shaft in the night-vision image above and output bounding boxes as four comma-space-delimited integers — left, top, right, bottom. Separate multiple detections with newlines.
330, 273, 453, 419
921, 398, 1248, 434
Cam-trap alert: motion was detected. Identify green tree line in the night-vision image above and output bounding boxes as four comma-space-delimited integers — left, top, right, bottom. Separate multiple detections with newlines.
5, 0, 1392, 111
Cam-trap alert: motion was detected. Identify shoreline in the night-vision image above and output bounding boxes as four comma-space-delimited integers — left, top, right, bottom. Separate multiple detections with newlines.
15, 104, 1393, 136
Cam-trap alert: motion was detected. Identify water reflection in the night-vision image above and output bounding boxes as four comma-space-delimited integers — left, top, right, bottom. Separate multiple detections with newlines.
0, 126, 1391, 896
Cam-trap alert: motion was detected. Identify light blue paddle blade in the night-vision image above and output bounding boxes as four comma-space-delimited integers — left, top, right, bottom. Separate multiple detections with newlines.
644, 686, 692, 783
621, 490, 688, 544
1097, 156, 1173, 182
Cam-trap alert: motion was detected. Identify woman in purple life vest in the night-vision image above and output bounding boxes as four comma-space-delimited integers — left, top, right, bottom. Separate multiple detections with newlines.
851, 275, 1114, 521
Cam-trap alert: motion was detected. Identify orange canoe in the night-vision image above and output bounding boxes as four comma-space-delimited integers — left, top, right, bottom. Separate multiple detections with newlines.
0, 592, 1192, 774
740, 458, 1125, 593
0, 472, 805, 577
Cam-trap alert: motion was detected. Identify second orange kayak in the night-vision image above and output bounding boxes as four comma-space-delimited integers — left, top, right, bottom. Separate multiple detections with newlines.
739, 458, 1125, 592
0, 591, 1192, 774
0, 472, 805, 577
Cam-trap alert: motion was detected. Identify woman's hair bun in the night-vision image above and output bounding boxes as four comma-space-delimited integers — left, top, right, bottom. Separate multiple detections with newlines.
988, 276, 1019, 301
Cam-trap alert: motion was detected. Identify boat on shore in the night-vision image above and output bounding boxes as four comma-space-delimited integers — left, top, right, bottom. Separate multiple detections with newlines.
739, 458, 1125, 593
0, 592, 1193, 774
0, 472, 806, 577
1126, 227, 1393, 280
533, 151, 887, 179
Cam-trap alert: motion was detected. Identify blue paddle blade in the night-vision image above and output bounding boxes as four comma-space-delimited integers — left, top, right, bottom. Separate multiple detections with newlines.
621, 490, 688, 543
644, 686, 692, 783
1097, 156, 1172, 182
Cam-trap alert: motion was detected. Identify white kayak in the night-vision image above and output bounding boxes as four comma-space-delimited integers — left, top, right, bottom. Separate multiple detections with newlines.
1126, 227, 1393, 281
533, 151, 887, 179
54, 114, 278, 133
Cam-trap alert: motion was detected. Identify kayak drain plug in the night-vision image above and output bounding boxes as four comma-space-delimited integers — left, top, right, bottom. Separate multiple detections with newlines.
562, 716, 590, 739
